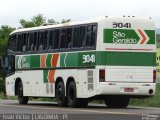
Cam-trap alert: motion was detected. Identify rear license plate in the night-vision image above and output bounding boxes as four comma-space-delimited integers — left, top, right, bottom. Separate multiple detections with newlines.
124, 88, 134, 92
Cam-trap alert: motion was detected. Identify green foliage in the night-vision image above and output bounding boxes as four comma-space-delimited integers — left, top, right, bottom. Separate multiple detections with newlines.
130, 84, 160, 107
0, 78, 5, 95
61, 19, 71, 23
19, 14, 71, 28
47, 19, 58, 25
20, 14, 46, 28
0, 25, 15, 48
32, 14, 46, 26
0, 25, 15, 96
19, 19, 35, 28
0, 25, 15, 63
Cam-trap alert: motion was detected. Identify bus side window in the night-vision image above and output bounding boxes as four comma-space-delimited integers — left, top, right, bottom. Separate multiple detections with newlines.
86, 25, 97, 47
16, 34, 23, 52
86, 26, 92, 47
44, 31, 48, 50
28, 33, 35, 51
66, 28, 72, 49
54, 29, 60, 50
22, 33, 28, 52
34, 32, 38, 51
92, 25, 97, 47
38, 32, 44, 50
79, 26, 86, 48
38, 31, 48, 51
73, 27, 80, 48
60, 29, 67, 49
48, 30, 54, 50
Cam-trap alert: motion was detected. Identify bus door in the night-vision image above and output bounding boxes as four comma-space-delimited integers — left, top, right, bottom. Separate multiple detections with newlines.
1, 55, 15, 76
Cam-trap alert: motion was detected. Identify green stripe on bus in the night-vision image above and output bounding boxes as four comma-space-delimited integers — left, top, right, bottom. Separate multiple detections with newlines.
30, 55, 40, 68
145, 30, 155, 44
43, 70, 48, 83
46, 54, 52, 67
15, 51, 156, 69
60, 54, 65, 67
60, 53, 78, 67
96, 51, 156, 66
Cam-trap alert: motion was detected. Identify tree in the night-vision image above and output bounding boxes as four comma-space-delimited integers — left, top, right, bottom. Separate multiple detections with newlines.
0, 25, 15, 58
20, 14, 46, 28
0, 25, 15, 56
0, 25, 15, 47
61, 19, 71, 23
0, 25, 15, 97
19, 19, 35, 28
19, 14, 71, 28
48, 19, 58, 25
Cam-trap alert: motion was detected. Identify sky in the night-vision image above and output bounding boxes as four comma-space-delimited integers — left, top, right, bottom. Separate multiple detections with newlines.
0, 0, 160, 28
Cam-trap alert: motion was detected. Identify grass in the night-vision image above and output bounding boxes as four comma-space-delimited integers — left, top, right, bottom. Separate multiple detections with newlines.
130, 84, 160, 107
0, 93, 17, 100
30, 97, 56, 102
0, 93, 56, 102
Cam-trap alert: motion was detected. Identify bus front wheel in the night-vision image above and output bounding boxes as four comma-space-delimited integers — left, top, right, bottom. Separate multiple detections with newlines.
104, 96, 130, 108
67, 81, 88, 108
56, 81, 68, 107
17, 82, 29, 104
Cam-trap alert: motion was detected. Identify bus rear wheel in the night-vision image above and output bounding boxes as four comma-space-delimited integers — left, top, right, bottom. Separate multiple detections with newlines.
17, 82, 29, 104
56, 81, 68, 107
67, 81, 88, 108
104, 96, 130, 108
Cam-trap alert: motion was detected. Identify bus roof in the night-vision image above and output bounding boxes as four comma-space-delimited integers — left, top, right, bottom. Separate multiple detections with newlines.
10, 16, 153, 35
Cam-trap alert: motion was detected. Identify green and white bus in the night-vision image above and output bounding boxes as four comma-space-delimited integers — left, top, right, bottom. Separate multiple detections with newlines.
4, 16, 156, 108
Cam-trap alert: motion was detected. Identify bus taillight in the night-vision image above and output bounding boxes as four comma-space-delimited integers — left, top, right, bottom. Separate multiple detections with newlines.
153, 70, 156, 83
99, 69, 105, 82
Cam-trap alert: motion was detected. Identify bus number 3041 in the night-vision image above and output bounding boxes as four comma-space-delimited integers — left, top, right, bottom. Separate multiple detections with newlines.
113, 22, 131, 28
82, 54, 95, 63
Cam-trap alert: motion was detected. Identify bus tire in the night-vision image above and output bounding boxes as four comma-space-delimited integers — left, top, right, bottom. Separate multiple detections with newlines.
104, 96, 130, 108
17, 82, 29, 104
67, 81, 88, 108
56, 81, 68, 107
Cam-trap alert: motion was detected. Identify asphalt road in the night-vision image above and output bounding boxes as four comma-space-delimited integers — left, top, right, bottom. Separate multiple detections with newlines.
0, 99, 160, 120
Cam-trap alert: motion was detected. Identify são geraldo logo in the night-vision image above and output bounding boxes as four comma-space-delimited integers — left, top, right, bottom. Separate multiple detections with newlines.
112, 30, 149, 44
17, 56, 30, 68
113, 31, 137, 44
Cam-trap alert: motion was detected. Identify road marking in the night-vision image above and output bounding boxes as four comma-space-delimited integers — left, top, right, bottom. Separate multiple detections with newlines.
0, 104, 139, 115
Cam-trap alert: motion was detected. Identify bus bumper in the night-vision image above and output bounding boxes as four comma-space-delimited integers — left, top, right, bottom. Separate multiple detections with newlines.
97, 82, 156, 96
